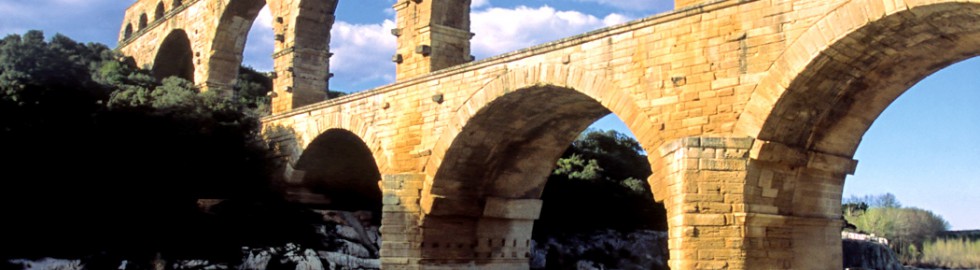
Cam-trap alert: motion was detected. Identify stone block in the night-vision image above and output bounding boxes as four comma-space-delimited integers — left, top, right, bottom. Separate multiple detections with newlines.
381, 241, 423, 258
384, 194, 403, 205
380, 257, 411, 265
421, 195, 482, 216
697, 260, 729, 270
807, 151, 858, 175
699, 158, 747, 171
384, 204, 423, 213
382, 212, 420, 225
684, 214, 727, 226
482, 197, 543, 220
383, 232, 422, 242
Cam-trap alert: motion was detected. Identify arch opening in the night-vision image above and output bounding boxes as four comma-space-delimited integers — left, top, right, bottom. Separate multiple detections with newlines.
755, 3, 980, 157
138, 13, 148, 30
212, 0, 338, 110
123, 24, 133, 40
745, 2, 980, 269
291, 128, 383, 214
173, 0, 183, 7
842, 56, 980, 231
433, 86, 613, 208
154, 2, 165, 21
152, 29, 194, 82
208, 0, 272, 93
838, 56, 980, 265
425, 85, 667, 268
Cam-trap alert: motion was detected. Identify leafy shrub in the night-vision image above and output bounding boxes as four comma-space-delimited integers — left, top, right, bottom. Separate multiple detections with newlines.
534, 129, 667, 237
0, 31, 285, 259
920, 238, 980, 268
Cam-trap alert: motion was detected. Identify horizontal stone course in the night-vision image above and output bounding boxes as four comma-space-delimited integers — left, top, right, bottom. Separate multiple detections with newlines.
121, 0, 980, 269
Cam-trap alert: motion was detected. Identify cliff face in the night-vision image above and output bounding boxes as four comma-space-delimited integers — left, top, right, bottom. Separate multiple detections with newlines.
843, 239, 906, 270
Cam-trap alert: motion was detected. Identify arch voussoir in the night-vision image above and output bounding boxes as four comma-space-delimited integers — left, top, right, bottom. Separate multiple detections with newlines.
734, 0, 980, 269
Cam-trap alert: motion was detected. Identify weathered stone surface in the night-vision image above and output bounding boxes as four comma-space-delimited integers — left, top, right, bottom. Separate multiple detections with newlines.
121, 0, 980, 269
482, 197, 543, 220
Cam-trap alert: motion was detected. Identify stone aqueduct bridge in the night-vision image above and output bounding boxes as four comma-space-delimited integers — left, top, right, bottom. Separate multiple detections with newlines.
118, 0, 980, 268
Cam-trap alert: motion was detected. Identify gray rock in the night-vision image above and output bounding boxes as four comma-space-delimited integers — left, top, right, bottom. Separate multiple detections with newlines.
531, 230, 668, 270
7, 258, 83, 270
843, 239, 905, 270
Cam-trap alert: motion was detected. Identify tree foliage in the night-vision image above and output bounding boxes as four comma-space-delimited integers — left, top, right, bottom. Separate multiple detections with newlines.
230, 65, 347, 116
921, 237, 980, 268
0, 31, 303, 259
233, 65, 273, 116
844, 193, 950, 263
845, 193, 902, 209
535, 129, 667, 237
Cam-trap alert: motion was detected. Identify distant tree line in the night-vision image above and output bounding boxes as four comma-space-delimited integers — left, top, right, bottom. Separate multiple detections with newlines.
843, 193, 952, 265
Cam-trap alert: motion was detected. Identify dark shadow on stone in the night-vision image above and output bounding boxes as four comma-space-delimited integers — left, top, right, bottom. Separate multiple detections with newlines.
152, 30, 194, 82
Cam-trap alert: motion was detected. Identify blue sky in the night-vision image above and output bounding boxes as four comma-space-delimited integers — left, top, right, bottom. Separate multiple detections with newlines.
1, 0, 976, 230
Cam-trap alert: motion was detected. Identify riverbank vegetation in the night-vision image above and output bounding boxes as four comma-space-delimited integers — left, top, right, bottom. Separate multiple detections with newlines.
920, 237, 980, 268
844, 194, 978, 268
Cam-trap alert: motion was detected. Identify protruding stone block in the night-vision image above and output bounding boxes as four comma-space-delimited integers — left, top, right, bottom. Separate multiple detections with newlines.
807, 151, 859, 175
482, 197, 543, 220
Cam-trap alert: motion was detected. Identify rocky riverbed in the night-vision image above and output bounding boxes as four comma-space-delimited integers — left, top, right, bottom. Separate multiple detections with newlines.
4, 209, 381, 270
9, 227, 957, 270
530, 229, 669, 270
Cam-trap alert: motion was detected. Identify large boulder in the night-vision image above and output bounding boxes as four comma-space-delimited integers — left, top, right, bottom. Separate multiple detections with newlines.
842, 239, 906, 270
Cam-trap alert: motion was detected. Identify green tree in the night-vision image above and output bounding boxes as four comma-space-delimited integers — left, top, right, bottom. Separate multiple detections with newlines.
233, 65, 272, 115
553, 153, 603, 182
844, 194, 949, 263
921, 237, 980, 268
845, 193, 902, 208
535, 129, 667, 237
0, 31, 297, 260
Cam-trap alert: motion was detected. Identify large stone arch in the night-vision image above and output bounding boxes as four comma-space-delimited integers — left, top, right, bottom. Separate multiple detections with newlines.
206, 0, 338, 110
204, 0, 277, 92
415, 64, 662, 268
738, 0, 980, 151
424, 64, 662, 201
290, 128, 383, 213
734, 0, 980, 268
152, 29, 195, 82
272, 112, 388, 178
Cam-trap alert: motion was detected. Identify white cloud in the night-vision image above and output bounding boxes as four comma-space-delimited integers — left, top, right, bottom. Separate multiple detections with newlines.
241, 4, 634, 91
602, 13, 630, 26
241, 6, 276, 70
575, 0, 672, 11
256, 6, 273, 28
240, 14, 397, 91
328, 20, 398, 91
382, 0, 398, 16
470, 6, 630, 58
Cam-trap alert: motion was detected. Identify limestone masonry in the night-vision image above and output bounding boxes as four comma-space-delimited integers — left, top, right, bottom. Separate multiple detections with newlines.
119, 0, 980, 269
